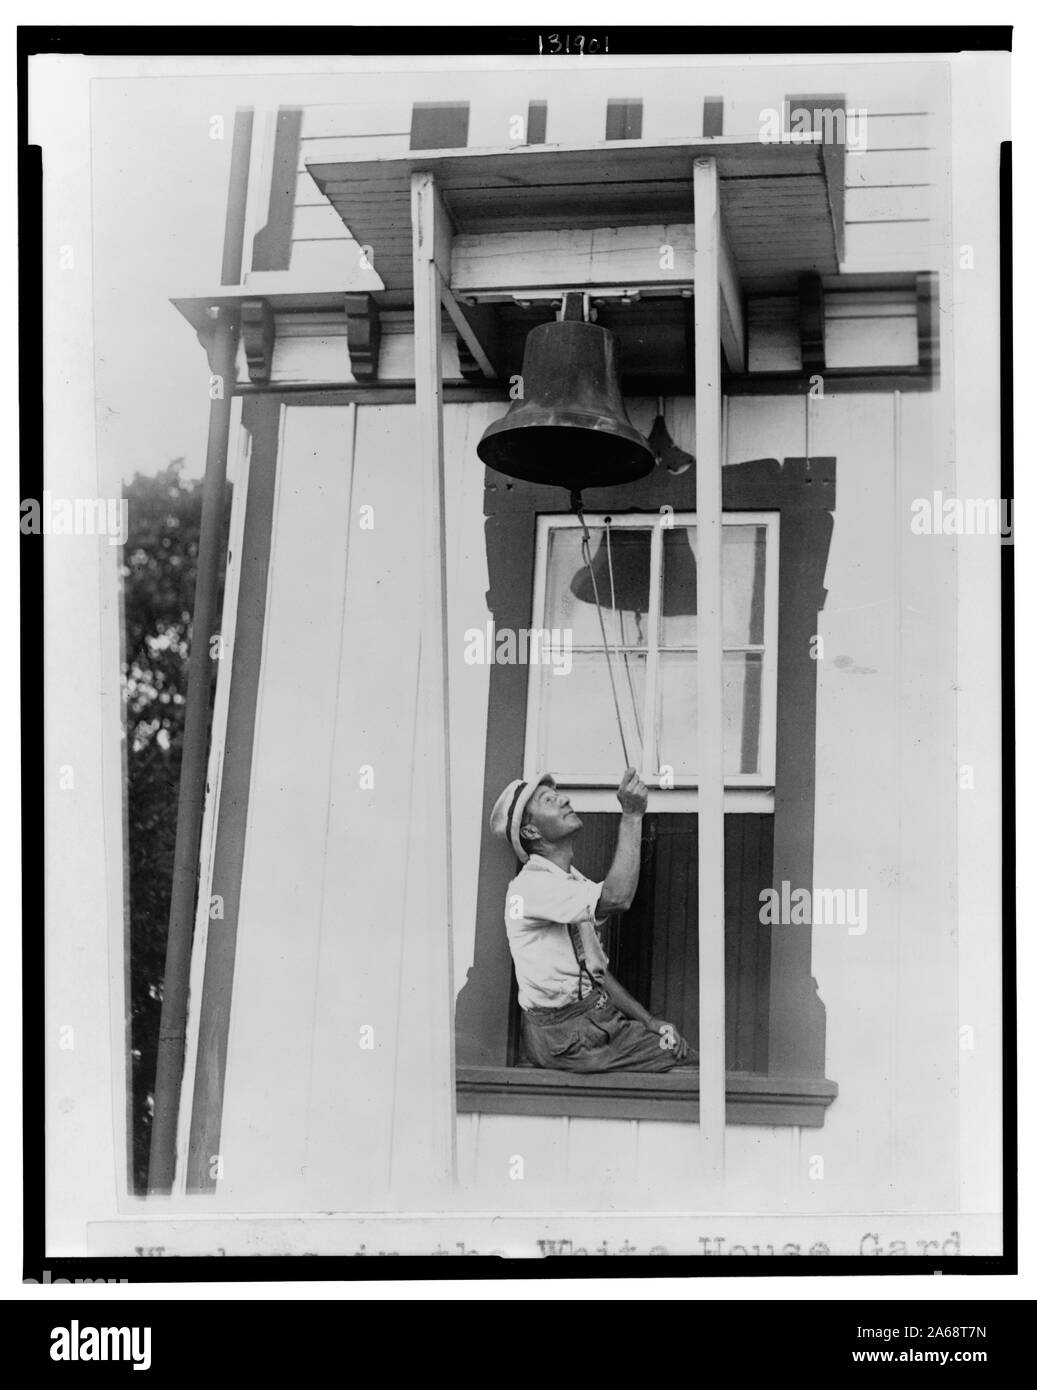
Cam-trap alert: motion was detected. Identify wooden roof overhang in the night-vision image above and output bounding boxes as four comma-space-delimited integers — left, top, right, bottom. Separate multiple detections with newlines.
306, 134, 842, 301
298, 134, 847, 391
171, 131, 934, 396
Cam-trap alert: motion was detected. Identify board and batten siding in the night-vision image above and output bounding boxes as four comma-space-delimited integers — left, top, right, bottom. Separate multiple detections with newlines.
210, 400, 496, 1210
203, 384, 959, 1217
457, 390, 959, 1215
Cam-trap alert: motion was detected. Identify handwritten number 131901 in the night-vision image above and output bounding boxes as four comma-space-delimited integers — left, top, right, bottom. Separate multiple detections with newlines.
538, 34, 609, 54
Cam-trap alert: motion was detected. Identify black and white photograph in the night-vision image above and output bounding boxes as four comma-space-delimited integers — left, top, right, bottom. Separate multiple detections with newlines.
18, 23, 1019, 1310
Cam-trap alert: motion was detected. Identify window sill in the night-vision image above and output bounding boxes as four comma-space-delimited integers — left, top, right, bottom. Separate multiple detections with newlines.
456, 1066, 838, 1127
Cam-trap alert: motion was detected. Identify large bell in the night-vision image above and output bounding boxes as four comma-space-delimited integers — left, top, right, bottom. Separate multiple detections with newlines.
477, 320, 656, 492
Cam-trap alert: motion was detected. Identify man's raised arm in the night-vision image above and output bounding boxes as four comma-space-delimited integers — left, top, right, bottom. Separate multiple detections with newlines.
597, 768, 649, 916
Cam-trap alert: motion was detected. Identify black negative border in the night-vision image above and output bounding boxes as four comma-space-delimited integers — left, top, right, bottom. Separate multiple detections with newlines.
18, 23, 1015, 1286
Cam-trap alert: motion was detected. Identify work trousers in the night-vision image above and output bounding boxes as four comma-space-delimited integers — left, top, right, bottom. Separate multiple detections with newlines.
520, 988, 695, 1073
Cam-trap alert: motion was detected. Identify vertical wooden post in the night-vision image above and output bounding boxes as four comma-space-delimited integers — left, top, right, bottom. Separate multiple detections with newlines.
693, 158, 726, 1164
403, 170, 457, 1186
147, 109, 253, 1194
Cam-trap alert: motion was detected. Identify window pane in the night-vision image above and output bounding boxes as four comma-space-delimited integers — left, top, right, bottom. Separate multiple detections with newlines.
721, 525, 768, 646
658, 527, 697, 646
660, 524, 768, 648
536, 651, 646, 777
545, 526, 653, 649
657, 651, 765, 777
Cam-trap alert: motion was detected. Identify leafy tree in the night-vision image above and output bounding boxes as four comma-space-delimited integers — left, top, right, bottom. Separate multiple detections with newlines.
121, 459, 230, 1192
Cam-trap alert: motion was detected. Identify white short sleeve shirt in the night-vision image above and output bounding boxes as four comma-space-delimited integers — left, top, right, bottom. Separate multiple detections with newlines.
505, 855, 609, 1011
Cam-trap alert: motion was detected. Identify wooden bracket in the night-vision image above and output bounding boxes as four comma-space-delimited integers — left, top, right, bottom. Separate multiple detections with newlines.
240, 298, 275, 385
440, 285, 498, 380
798, 273, 826, 373
193, 319, 220, 378
718, 230, 746, 374
192, 304, 242, 379
456, 335, 484, 382
344, 293, 383, 381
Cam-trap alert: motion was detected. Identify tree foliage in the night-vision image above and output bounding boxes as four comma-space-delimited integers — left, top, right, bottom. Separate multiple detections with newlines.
122, 459, 229, 1192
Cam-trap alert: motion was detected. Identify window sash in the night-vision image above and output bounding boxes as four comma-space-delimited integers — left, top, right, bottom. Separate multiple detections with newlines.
525, 511, 780, 788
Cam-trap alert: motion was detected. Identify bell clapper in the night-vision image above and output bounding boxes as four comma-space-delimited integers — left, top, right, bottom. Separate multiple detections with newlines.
648, 394, 695, 476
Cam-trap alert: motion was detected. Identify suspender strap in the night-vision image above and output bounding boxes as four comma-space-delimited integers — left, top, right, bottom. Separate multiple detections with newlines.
568, 924, 596, 1001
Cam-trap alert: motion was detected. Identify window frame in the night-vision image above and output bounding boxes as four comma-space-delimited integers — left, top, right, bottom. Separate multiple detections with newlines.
455, 449, 839, 1128
524, 510, 781, 791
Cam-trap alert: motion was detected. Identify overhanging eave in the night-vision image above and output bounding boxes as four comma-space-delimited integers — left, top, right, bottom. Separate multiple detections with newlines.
306, 134, 842, 297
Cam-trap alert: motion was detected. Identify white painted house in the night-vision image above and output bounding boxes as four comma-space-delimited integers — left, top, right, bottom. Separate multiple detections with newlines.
48, 56, 1005, 1260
